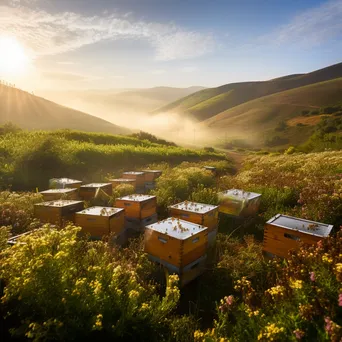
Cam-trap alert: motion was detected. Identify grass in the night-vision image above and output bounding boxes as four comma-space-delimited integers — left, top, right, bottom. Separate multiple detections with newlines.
0, 129, 226, 190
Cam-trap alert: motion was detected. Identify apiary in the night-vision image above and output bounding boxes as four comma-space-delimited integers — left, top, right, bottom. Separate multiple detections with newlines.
144, 218, 208, 269
125, 213, 158, 232
263, 214, 334, 258
49, 178, 82, 189
34, 200, 84, 225
169, 201, 219, 233
109, 178, 136, 189
40, 188, 79, 201
122, 172, 146, 188
79, 183, 113, 201
75, 206, 125, 239
142, 170, 162, 182
218, 189, 261, 217
115, 194, 157, 220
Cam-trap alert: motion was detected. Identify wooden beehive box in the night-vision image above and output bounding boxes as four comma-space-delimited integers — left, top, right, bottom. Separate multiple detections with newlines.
34, 200, 84, 225
122, 172, 146, 188
40, 188, 78, 201
49, 178, 82, 189
263, 214, 333, 258
142, 170, 162, 182
203, 166, 217, 174
144, 218, 208, 269
169, 201, 219, 232
79, 183, 113, 201
75, 206, 125, 239
218, 189, 261, 217
109, 178, 136, 189
115, 194, 157, 219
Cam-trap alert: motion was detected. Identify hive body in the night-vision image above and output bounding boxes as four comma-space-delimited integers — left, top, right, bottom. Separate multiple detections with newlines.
40, 188, 78, 201
79, 183, 113, 201
218, 189, 261, 217
263, 214, 333, 258
34, 200, 84, 225
122, 172, 145, 189
75, 206, 125, 239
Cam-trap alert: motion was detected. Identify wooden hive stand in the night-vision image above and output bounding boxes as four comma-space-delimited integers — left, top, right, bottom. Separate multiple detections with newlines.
40, 188, 79, 201
49, 178, 82, 189
169, 201, 219, 248
144, 218, 208, 287
79, 183, 113, 201
122, 172, 146, 190
75, 206, 125, 240
218, 189, 261, 217
34, 200, 84, 226
263, 214, 334, 258
109, 178, 136, 190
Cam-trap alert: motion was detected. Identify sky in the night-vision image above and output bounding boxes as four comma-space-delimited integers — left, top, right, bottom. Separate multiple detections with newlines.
0, 0, 342, 91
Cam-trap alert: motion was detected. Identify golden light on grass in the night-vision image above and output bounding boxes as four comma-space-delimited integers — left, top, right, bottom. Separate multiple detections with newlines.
0, 36, 30, 76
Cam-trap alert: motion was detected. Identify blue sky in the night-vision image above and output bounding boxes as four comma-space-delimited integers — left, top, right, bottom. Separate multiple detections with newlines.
1, 0, 342, 90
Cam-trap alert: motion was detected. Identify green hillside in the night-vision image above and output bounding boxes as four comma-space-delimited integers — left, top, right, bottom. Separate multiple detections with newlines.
154, 62, 342, 121
0, 84, 129, 135
202, 78, 342, 147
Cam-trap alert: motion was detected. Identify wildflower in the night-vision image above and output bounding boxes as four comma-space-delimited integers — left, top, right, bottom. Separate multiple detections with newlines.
128, 290, 139, 299
322, 254, 333, 264
338, 293, 342, 307
93, 314, 103, 330
226, 295, 234, 306
258, 323, 285, 341
293, 329, 305, 340
266, 285, 285, 300
309, 272, 316, 282
290, 279, 303, 290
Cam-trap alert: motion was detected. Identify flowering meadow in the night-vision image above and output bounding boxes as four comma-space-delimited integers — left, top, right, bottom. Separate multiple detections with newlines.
0, 149, 341, 341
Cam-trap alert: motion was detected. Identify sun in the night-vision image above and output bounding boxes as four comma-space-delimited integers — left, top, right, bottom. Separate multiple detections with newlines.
0, 36, 29, 76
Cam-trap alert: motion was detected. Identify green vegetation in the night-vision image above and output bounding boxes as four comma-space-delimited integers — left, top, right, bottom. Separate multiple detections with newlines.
0, 128, 225, 190
0, 146, 341, 341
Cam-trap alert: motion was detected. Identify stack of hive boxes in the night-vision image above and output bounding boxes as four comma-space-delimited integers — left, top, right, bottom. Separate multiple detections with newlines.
144, 218, 208, 287
142, 170, 162, 191
263, 214, 333, 258
122, 172, 146, 193
79, 183, 112, 201
34, 200, 84, 226
75, 206, 125, 243
115, 194, 158, 232
218, 189, 261, 217
169, 201, 219, 248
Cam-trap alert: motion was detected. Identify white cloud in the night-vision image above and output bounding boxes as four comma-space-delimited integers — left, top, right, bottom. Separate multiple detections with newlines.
271, 0, 342, 46
181, 66, 197, 73
57, 61, 75, 65
0, 3, 215, 61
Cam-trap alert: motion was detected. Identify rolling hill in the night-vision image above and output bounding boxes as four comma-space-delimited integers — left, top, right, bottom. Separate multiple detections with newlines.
154, 62, 342, 122
0, 84, 129, 134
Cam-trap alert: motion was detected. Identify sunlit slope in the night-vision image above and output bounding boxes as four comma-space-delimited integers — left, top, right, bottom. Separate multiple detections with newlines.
0, 85, 129, 134
155, 62, 342, 121
203, 78, 342, 132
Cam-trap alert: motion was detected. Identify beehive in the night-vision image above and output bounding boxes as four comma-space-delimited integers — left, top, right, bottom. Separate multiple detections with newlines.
203, 166, 216, 174
79, 183, 113, 201
109, 178, 136, 189
49, 178, 82, 189
218, 189, 261, 217
75, 206, 125, 239
40, 188, 79, 201
144, 218, 208, 269
122, 172, 145, 188
115, 194, 157, 219
169, 201, 219, 233
142, 170, 162, 182
263, 214, 333, 258
34, 200, 84, 225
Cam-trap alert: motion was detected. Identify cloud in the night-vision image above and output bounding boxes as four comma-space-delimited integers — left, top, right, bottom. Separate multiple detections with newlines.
57, 61, 75, 65
42, 71, 88, 82
181, 66, 197, 73
270, 0, 342, 46
0, 3, 215, 61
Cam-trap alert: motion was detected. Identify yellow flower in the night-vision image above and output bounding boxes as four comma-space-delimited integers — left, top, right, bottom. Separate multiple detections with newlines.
322, 254, 333, 263
290, 279, 303, 290
129, 290, 139, 299
266, 285, 285, 299
336, 263, 342, 273
258, 323, 285, 341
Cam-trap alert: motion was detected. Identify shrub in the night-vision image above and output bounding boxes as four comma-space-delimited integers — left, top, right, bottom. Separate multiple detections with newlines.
0, 226, 181, 341
285, 146, 296, 154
